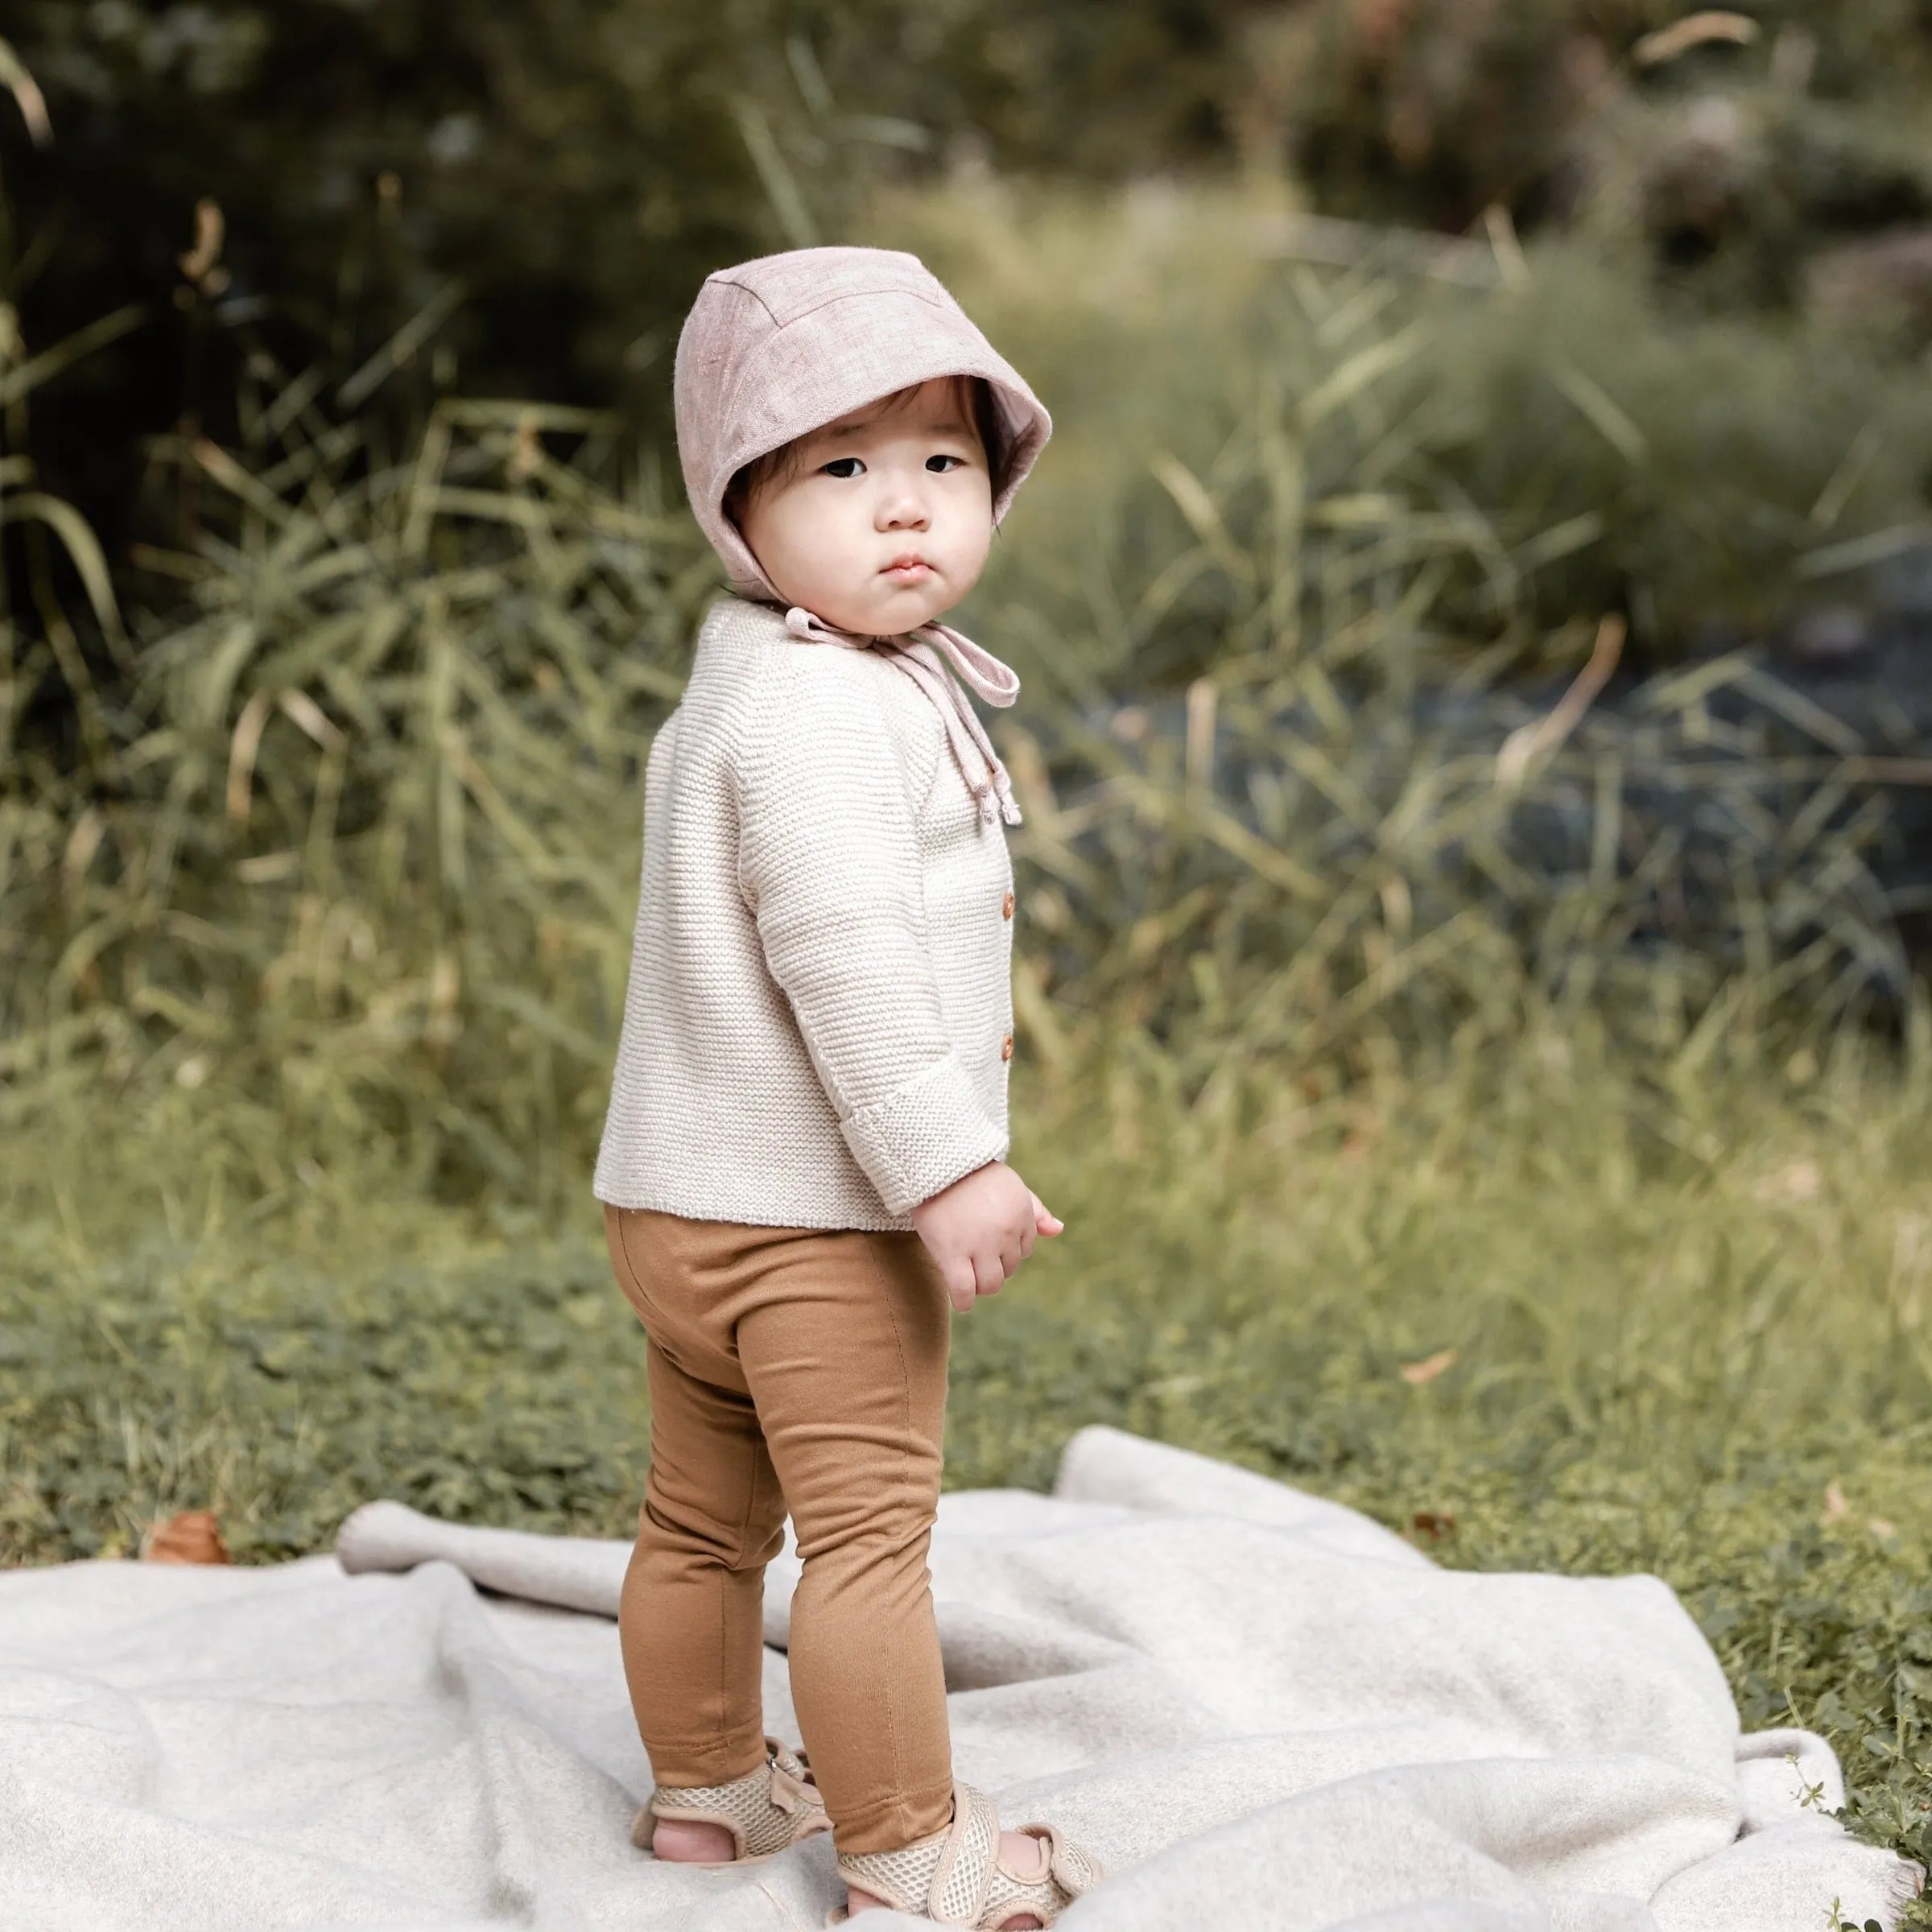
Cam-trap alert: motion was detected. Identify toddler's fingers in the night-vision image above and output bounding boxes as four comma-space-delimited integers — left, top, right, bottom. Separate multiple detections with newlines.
1030, 1192, 1064, 1236
942, 1258, 978, 1314
973, 1250, 1006, 1298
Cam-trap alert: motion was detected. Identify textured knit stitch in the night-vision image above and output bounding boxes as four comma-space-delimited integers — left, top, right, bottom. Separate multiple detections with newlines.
593, 597, 1016, 1228
783, 606, 1022, 830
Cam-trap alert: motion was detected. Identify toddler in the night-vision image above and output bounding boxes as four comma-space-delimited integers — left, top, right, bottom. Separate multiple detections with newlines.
594, 247, 1103, 1927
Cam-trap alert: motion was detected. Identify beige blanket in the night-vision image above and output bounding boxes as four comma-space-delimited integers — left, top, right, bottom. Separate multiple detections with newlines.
0, 1426, 1917, 1930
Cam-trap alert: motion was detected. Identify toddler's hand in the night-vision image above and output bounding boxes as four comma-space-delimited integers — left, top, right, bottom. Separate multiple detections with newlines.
911, 1162, 1063, 1313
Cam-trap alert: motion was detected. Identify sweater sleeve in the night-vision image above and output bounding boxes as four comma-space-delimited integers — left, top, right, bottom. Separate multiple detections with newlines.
733, 659, 1007, 1216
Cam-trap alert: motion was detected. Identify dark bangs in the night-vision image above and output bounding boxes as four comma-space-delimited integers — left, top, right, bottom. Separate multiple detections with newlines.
723, 376, 1014, 530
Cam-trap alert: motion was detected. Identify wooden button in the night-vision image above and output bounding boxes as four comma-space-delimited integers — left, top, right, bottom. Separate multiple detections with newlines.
1000, 1033, 1014, 1062
1001, 891, 1015, 920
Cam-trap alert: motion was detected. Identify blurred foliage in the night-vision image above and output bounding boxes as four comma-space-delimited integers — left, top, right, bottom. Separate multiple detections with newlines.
1254, 2, 1932, 272
6, 1, 766, 553
7, 0, 1928, 571
4, 196, 1926, 1207
0, 2, 1920, 749
2, 390, 712, 1208
0, 0, 1278, 555
1419, 249, 1932, 643
893, 181, 1932, 659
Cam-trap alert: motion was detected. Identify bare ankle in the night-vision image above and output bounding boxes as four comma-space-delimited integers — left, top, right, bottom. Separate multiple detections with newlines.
652, 1817, 737, 1864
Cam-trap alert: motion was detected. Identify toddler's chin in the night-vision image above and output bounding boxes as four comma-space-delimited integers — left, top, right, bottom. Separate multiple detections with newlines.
813, 585, 949, 639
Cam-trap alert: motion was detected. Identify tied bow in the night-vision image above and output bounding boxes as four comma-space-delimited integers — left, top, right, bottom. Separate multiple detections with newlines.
783, 606, 1022, 827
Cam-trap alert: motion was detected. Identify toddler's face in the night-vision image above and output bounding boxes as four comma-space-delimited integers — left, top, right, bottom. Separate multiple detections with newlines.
738, 379, 995, 637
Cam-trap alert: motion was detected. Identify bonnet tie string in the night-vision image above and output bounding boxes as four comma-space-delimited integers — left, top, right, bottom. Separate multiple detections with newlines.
783, 606, 1023, 827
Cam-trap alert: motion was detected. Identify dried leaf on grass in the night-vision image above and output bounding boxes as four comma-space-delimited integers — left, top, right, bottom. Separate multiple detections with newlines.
140, 1512, 233, 1565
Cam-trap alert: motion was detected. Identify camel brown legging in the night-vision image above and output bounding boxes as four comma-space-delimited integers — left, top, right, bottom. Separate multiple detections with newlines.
604, 1203, 955, 1856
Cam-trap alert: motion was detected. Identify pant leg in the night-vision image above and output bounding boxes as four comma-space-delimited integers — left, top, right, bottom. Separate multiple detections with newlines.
733, 1228, 955, 1855
605, 1206, 786, 1788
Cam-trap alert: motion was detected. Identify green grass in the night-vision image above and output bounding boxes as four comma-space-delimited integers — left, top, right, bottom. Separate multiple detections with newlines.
6, 1033, 1932, 1893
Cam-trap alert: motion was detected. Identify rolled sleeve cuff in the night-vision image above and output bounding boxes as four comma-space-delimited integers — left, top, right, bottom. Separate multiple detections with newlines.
839, 1054, 1009, 1216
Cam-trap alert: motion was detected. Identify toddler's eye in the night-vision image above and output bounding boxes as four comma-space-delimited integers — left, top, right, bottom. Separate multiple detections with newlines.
822, 456, 865, 479
926, 453, 966, 473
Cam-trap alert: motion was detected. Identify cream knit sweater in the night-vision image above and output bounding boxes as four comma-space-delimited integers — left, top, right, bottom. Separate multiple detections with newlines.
593, 597, 1017, 1231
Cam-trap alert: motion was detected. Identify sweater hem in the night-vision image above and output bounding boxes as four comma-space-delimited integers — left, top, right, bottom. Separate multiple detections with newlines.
592, 1178, 917, 1235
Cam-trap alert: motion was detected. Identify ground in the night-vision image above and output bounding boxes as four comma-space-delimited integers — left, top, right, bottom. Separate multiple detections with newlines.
5, 1041, 1930, 1906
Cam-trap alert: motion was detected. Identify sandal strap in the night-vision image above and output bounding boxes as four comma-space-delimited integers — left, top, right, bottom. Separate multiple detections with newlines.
643, 1736, 829, 1860
984, 1820, 1101, 1925
835, 1807, 960, 1918
836, 1782, 1102, 1928
1038, 1823, 1104, 1899
930, 1781, 1001, 1923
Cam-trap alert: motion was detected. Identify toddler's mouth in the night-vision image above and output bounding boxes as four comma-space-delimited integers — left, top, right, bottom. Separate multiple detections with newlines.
881, 555, 934, 584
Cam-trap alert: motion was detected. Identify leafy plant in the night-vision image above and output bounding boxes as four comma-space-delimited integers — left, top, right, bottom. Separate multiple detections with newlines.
1260, 0, 1932, 250
0, 0, 1285, 552
6, 194, 1928, 1202
3, 378, 712, 1205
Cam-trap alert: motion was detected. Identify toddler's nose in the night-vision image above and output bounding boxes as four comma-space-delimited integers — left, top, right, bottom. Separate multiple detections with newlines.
877, 478, 931, 530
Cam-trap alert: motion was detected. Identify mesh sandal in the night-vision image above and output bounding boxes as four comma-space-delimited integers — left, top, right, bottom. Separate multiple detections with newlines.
634, 1735, 832, 1864
832, 1781, 1102, 1927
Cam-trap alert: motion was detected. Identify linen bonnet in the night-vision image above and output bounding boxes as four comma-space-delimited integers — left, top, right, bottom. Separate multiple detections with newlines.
674, 246, 1052, 599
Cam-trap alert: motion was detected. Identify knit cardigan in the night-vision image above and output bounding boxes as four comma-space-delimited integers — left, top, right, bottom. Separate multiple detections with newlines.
592, 597, 1017, 1231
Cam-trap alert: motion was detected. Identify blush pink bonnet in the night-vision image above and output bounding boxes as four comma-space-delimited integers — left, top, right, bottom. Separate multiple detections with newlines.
673, 246, 1053, 599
